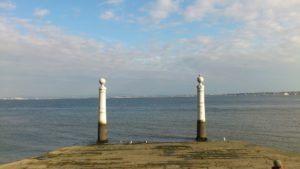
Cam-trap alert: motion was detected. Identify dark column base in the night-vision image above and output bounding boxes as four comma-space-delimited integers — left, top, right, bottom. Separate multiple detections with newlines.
196, 137, 208, 141
196, 120, 207, 142
97, 123, 108, 144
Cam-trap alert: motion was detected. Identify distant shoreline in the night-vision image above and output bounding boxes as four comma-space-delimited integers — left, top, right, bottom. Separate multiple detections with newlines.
1, 91, 299, 100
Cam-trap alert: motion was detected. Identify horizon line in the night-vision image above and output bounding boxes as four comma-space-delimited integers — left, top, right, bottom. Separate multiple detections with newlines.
1, 91, 299, 100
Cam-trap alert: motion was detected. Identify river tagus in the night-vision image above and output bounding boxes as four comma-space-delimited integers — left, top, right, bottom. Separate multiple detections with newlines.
0, 95, 300, 164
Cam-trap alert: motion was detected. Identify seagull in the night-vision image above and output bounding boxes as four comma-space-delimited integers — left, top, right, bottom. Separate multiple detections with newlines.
223, 137, 226, 142
129, 140, 133, 144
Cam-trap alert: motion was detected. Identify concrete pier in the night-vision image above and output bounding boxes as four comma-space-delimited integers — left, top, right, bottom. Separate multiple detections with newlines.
98, 78, 108, 143
3, 141, 300, 169
196, 75, 207, 141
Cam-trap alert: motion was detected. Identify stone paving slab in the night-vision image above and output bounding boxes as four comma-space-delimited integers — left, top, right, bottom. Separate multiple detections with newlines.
1, 141, 300, 169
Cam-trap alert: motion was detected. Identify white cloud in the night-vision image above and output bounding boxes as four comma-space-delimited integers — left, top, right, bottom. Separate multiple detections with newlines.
183, 0, 217, 21
182, 0, 300, 23
99, 11, 118, 20
131, 0, 300, 28
0, 2, 16, 9
0, 16, 192, 97
0, 17, 152, 80
148, 0, 180, 21
33, 8, 50, 17
105, 0, 123, 5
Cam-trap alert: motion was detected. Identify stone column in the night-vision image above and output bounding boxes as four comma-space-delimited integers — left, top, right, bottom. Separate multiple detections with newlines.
98, 78, 108, 143
196, 75, 207, 141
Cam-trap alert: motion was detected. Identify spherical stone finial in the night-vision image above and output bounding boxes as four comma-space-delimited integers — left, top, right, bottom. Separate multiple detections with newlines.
99, 78, 106, 85
273, 160, 282, 167
197, 75, 204, 83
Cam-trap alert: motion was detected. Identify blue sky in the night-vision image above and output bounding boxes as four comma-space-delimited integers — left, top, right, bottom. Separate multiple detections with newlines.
0, 0, 300, 98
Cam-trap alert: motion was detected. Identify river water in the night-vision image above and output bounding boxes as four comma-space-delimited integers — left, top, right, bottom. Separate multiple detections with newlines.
0, 95, 300, 163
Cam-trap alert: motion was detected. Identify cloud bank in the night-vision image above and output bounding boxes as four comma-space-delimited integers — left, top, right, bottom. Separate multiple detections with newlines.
0, 2, 16, 10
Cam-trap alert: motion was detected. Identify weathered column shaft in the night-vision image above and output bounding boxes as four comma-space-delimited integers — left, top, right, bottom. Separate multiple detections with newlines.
98, 78, 108, 143
196, 75, 207, 141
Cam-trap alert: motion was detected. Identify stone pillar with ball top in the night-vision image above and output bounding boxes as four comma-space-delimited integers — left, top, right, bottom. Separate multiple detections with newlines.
98, 78, 108, 143
196, 75, 207, 141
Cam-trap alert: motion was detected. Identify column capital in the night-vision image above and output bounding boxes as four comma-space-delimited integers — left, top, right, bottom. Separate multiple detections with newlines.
99, 78, 106, 85
197, 75, 204, 84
